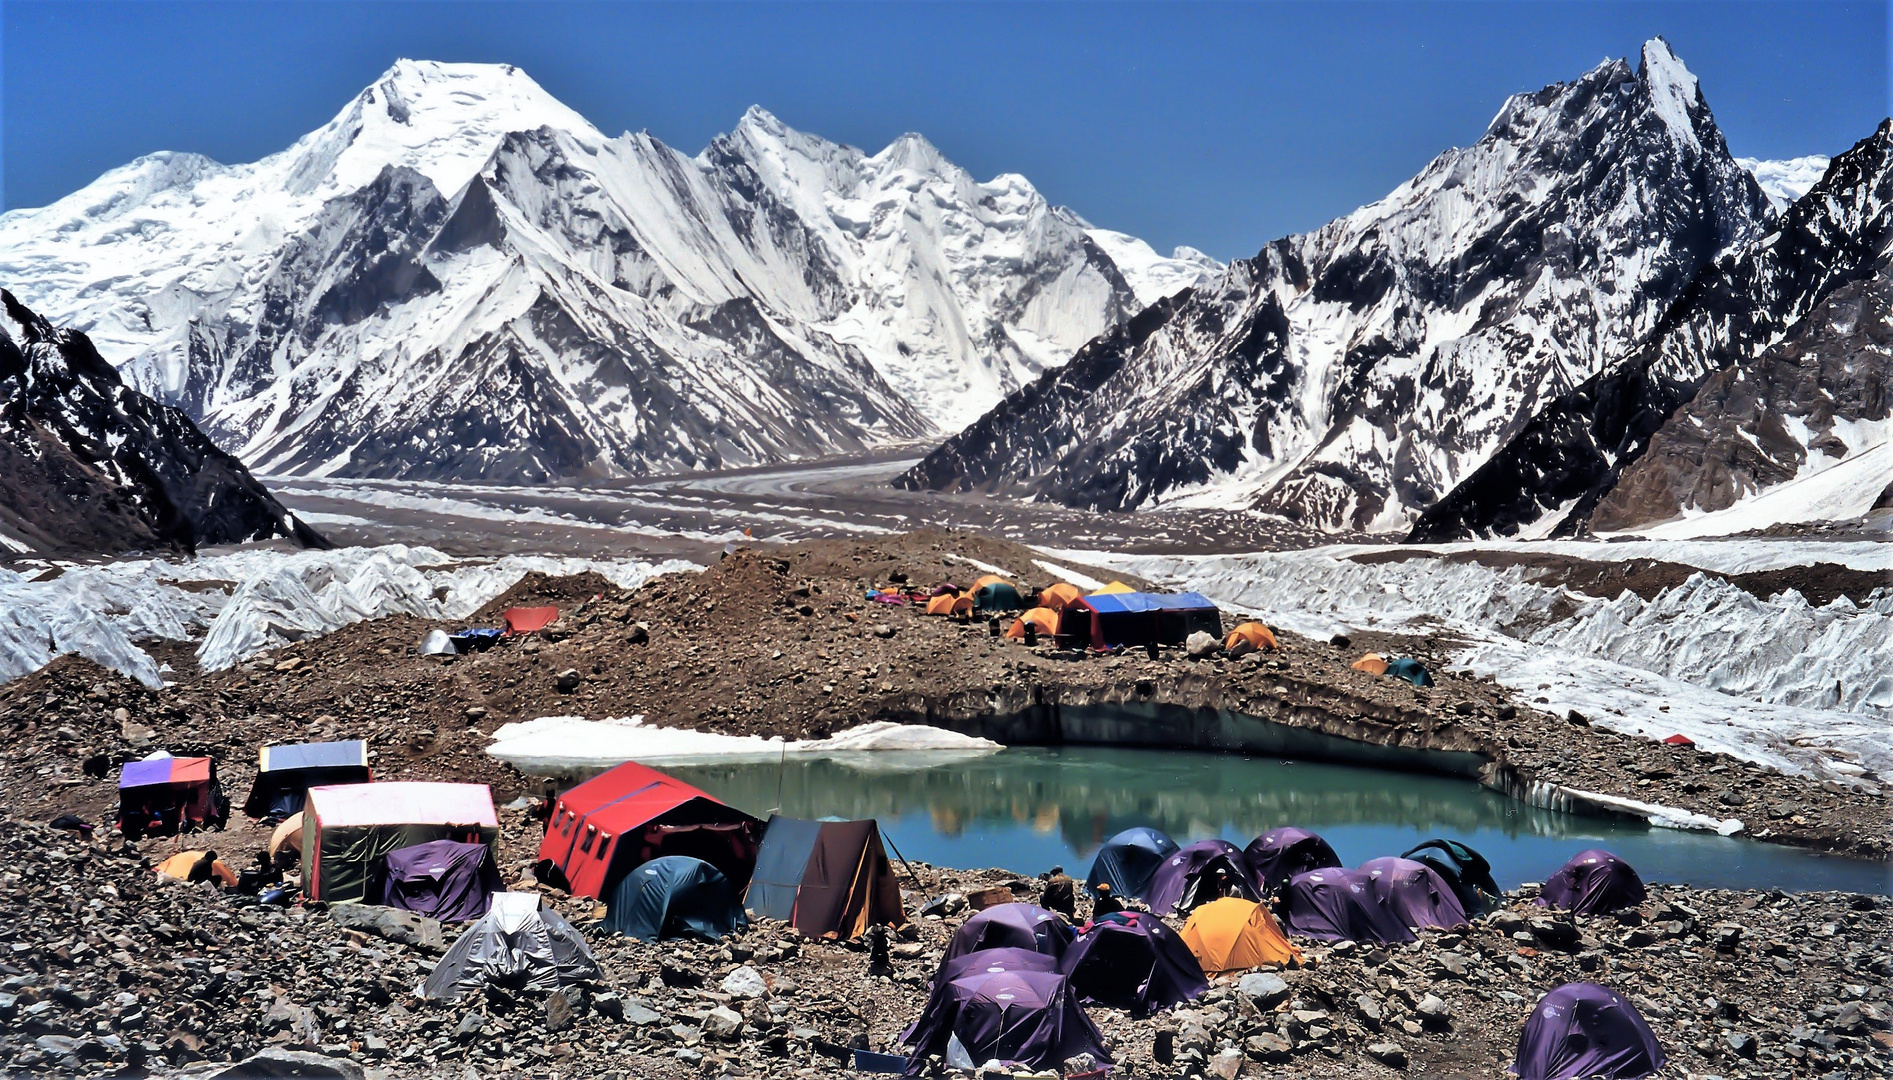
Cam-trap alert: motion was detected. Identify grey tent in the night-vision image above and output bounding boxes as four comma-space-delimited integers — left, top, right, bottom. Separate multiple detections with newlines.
420, 893, 602, 1001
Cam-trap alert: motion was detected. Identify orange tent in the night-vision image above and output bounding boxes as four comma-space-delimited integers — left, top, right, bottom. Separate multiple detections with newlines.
1181, 897, 1303, 972
1038, 583, 1084, 610
1005, 607, 1061, 640
925, 593, 973, 616
1351, 653, 1389, 675
155, 850, 239, 888
1091, 581, 1135, 595
972, 574, 1013, 591
502, 606, 559, 635
1225, 622, 1279, 655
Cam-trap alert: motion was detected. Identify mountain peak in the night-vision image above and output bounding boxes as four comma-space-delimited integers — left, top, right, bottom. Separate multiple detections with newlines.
1638, 37, 1705, 152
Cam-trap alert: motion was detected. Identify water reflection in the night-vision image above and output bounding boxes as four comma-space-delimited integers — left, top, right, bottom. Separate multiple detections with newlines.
662, 748, 1891, 896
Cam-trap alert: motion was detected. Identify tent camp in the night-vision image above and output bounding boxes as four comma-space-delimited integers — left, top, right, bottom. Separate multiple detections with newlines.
1005, 607, 1060, 641
1144, 839, 1259, 917
537, 762, 760, 901
421, 892, 602, 1001
1149, 593, 1222, 645
1536, 850, 1647, 916
1180, 897, 1303, 972
606, 855, 747, 941
1037, 583, 1084, 611
1061, 910, 1206, 1015
924, 593, 973, 617
1224, 622, 1278, 655
1358, 857, 1470, 933
302, 782, 499, 904
901, 969, 1110, 1077
241, 740, 371, 820
1059, 592, 1162, 650
745, 816, 907, 939
944, 903, 1074, 966
1086, 827, 1179, 900
1403, 839, 1501, 916
502, 606, 559, 635
972, 582, 1026, 613
1243, 827, 1342, 897
116, 755, 228, 840
1513, 983, 1666, 1080
376, 839, 501, 922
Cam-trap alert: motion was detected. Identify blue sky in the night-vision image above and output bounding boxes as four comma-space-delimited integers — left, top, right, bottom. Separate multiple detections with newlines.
2, 2, 1885, 260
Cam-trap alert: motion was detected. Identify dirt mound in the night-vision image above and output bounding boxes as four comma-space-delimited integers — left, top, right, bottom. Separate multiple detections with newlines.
471, 570, 626, 622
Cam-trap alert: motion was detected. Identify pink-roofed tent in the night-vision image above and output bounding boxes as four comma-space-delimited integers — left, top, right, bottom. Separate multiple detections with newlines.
303, 782, 498, 903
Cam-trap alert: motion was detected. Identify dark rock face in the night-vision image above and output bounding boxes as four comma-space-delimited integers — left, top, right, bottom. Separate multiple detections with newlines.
1413, 119, 1893, 540
903, 40, 1774, 531
0, 291, 327, 557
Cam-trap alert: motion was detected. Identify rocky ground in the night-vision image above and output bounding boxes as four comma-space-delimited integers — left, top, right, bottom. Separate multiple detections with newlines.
1, 813, 1888, 1079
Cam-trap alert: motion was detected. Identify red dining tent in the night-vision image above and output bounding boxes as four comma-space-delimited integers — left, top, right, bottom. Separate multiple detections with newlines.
502, 606, 559, 635
536, 762, 760, 900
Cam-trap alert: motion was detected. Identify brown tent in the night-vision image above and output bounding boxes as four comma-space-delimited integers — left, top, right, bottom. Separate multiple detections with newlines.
744, 816, 907, 939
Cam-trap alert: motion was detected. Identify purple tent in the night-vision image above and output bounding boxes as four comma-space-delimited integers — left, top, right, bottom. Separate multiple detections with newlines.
944, 904, 1074, 966
1280, 867, 1417, 943
1358, 857, 1470, 934
1536, 850, 1647, 916
1144, 839, 1259, 917
904, 948, 1061, 1042
1243, 827, 1342, 896
902, 969, 1110, 1077
1511, 983, 1665, 1080
1061, 911, 1207, 1017
377, 839, 501, 922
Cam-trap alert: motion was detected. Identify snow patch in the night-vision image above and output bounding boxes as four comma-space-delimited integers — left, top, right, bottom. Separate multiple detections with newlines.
484, 714, 1001, 773
1735, 155, 1830, 211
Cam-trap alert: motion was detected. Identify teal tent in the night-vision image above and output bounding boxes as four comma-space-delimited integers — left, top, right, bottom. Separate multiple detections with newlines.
1384, 658, 1434, 687
973, 582, 1026, 612
604, 856, 746, 941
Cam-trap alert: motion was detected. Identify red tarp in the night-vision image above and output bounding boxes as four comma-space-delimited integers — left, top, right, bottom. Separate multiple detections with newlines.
1662, 734, 1696, 746
537, 762, 759, 900
502, 607, 559, 635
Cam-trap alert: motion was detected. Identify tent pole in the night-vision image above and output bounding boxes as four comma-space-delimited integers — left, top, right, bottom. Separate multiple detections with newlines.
881, 830, 922, 889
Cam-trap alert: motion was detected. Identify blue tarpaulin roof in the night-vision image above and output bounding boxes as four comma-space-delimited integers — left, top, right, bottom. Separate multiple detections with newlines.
1079, 592, 1164, 614
1147, 592, 1218, 612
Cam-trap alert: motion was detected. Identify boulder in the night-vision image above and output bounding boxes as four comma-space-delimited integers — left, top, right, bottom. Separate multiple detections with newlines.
1186, 632, 1221, 658
326, 904, 443, 951
1238, 972, 1290, 1010
211, 1049, 365, 1079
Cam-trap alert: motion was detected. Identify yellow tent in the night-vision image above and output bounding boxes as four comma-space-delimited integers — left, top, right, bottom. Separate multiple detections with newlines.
269, 811, 305, 861
1091, 581, 1135, 595
1005, 607, 1061, 640
1350, 653, 1389, 675
926, 593, 973, 616
1038, 583, 1085, 611
1225, 622, 1279, 655
155, 850, 238, 888
1181, 897, 1303, 972
972, 574, 1013, 591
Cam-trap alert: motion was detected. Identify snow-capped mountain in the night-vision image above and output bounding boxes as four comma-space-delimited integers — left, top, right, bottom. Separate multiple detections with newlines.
900, 40, 1774, 532
0, 62, 1217, 482
1413, 119, 1893, 540
0, 290, 327, 556
1738, 155, 1832, 211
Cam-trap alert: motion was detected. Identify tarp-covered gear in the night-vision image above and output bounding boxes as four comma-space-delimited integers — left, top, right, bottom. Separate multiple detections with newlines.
1224, 622, 1278, 655
452, 628, 504, 651
1402, 838, 1502, 916
1062, 910, 1206, 1015
944, 903, 1074, 966
376, 839, 501, 923
303, 782, 498, 904
1383, 658, 1434, 687
1180, 897, 1303, 972
1005, 607, 1060, 641
242, 740, 371, 820
420, 629, 457, 655
973, 582, 1026, 613
1243, 827, 1342, 897
604, 855, 746, 941
537, 761, 760, 901
155, 850, 238, 888
1351, 653, 1390, 675
1086, 826, 1179, 900
1037, 583, 1084, 611
1359, 857, 1470, 933
1536, 850, 1647, 916
1511, 983, 1666, 1080
501, 606, 559, 635
421, 893, 602, 1001
1144, 839, 1258, 917
925, 593, 972, 616
743, 816, 906, 939
116, 755, 228, 839
901, 969, 1110, 1078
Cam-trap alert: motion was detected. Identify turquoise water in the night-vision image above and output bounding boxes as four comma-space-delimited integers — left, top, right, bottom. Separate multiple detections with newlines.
660, 747, 1892, 895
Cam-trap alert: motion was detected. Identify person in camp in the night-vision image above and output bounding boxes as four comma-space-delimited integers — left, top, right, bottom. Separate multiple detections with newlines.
1091, 883, 1123, 918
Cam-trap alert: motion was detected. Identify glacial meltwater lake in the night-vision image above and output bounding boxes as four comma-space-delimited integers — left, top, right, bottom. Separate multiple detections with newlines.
654, 747, 1892, 895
